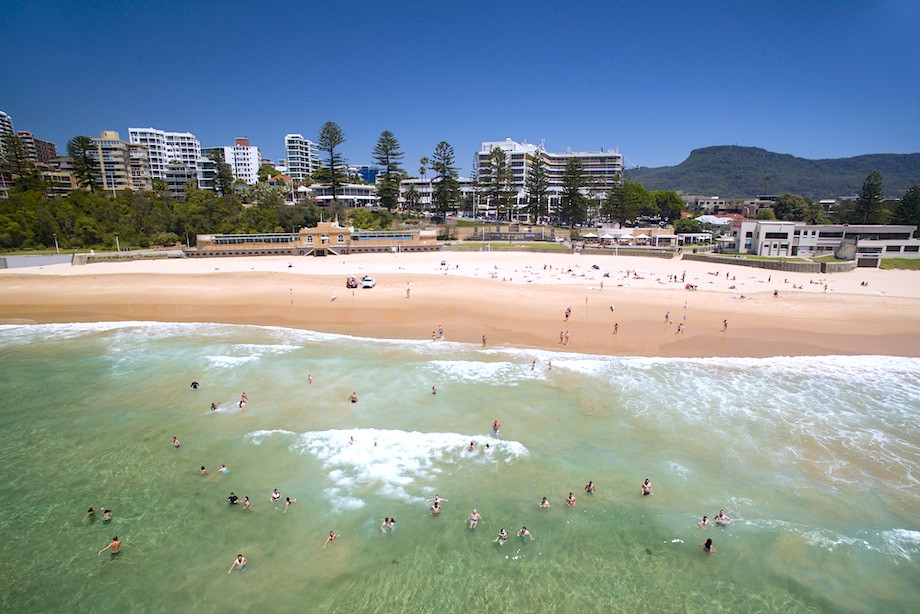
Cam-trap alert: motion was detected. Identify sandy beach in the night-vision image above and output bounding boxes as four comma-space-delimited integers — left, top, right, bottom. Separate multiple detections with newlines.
2, 250, 919, 357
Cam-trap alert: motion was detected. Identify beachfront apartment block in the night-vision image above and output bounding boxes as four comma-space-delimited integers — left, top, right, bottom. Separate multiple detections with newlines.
88, 131, 152, 193
725, 220, 920, 264
17, 131, 58, 164
284, 134, 321, 181
128, 127, 204, 191
473, 138, 624, 215
203, 137, 262, 185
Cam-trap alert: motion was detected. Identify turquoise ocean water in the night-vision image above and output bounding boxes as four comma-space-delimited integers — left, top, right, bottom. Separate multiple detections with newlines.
0, 322, 918, 613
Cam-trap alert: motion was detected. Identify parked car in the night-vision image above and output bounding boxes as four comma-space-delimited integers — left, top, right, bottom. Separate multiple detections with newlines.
361, 276, 376, 288
346, 276, 358, 288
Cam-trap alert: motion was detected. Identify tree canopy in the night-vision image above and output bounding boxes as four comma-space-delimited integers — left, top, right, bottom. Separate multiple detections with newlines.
372, 130, 404, 212
524, 152, 549, 220
558, 158, 589, 227
317, 122, 347, 204
430, 141, 459, 216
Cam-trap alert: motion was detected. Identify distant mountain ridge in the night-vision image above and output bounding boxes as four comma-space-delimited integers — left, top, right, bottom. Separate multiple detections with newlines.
628, 146, 920, 199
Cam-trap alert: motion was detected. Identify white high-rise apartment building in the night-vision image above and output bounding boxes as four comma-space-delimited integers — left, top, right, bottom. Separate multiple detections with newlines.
285, 134, 321, 180
128, 127, 203, 185
227, 137, 260, 184
474, 138, 624, 208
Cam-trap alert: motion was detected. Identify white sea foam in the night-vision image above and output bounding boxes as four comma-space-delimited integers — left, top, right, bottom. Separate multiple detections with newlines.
425, 360, 540, 385
246, 428, 528, 513
208, 355, 260, 367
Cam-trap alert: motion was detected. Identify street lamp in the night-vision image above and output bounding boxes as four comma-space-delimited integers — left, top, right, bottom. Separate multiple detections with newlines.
115, 233, 120, 252
53, 233, 59, 254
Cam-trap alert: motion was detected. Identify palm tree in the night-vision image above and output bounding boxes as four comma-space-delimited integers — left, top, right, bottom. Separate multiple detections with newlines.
419, 157, 429, 181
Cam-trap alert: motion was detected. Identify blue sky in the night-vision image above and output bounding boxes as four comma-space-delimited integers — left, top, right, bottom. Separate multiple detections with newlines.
2, 0, 918, 175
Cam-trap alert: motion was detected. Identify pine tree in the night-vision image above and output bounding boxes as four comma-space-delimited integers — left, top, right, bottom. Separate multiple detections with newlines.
372, 130, 404, 212
430, 141, 459, 216
317, 122, 347, 205
524, 152, 549, 221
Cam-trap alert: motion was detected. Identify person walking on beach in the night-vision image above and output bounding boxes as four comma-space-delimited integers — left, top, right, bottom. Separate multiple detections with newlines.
664, 311, 670, 324
722, 319, 728, 333
98, 536, 121, 557
614, 322, 618, 335
641, 479, 653, 496
482, 335, 487, 347
228, 554, 246, 573
563, 331, 569, 345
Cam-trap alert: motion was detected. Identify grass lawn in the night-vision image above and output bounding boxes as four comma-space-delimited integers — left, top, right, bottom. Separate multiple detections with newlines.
880, 258, 920, 270
448, 241, 570, 250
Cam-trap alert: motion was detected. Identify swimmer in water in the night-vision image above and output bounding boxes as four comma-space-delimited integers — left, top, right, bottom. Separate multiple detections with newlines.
323, 531, 339, 549
228, 554, 246, 573
270, 489, 281, 503
566, 492, 576, 507
427, 495, 447, 506
387, 518, 396, 533
467, 441, 476, 452
494, 528, 508, 545
200, 466, 208, 475
539, 497, 550, 508
219, 465, 229, 474
243, 496, 250, 510
715, 510, 732, 525
82, 507, 96, 522
308, 374, 313, 385
484, 443, 492, 455
430, 501, 442, 515
699, 515, 710, 528
284, 497, 296, 513
467, 509, 483, 529
172, 437, 180, 448
641, 479, 653, 496
98, 536, 121, 557
190, 381, 199, 389
210, 403, 218, 411
584, 481, 595, 495
492, 420, 500, 435
700, 538, 715, 553
517, 526, 534, 541
349, 392, 358, 403
381, 517, 391, 533
102, 509, 112, 522
227, 492, 239, 505
432, 385, 437, 395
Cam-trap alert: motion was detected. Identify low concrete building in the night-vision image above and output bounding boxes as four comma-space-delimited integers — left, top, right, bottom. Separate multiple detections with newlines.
189, 221, 440, 257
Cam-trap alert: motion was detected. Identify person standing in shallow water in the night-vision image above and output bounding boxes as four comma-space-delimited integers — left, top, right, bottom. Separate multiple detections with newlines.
700, 538, 715, 553
641, 479, 653, 496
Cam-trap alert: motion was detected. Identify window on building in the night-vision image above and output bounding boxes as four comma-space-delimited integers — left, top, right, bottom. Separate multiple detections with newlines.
337, 234, 344, 243
306, 235, 313, 244
765, 232, 788, 239
903, 245, 919, 252
885, 245, 901, 252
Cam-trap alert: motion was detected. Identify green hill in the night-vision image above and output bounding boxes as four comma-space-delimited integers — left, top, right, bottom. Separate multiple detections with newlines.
629, 146, 920, 198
